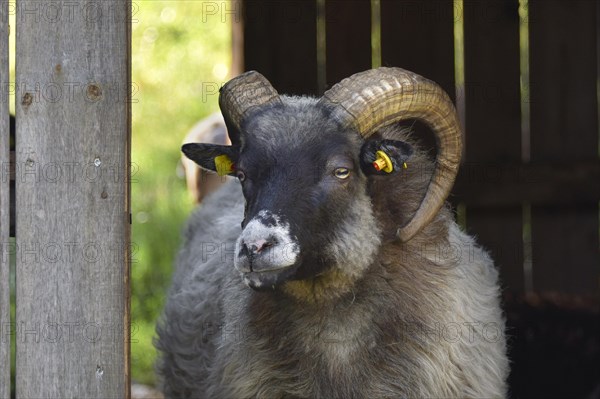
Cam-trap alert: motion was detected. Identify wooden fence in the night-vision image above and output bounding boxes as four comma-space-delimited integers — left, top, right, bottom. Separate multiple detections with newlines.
0, 2, 9, 397
1, 1, 131, 398
240, 0, 599, 396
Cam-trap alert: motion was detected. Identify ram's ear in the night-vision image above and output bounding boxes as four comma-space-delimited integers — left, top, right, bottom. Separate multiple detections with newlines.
360, 139, 413, 176
182, 143, 240, 176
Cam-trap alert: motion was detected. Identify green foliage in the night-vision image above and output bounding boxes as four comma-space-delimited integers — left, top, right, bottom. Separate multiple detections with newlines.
130, 1, 230, 386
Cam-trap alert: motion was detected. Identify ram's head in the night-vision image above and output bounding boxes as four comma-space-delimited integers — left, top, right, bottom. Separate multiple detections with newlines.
183, 68, 462, 292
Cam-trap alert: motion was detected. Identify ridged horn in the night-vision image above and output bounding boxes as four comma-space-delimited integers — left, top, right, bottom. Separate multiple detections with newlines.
219, 71, 282, 144
319, 67, 462, 242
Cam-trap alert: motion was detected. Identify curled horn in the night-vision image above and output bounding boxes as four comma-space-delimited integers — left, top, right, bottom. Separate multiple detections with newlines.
219, 71, 282, 144
319, 67, 462, 242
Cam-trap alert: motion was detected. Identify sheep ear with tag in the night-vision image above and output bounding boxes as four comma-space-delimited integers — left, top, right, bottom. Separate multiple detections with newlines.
359, 139, 413, 176
182, 143, 239, 176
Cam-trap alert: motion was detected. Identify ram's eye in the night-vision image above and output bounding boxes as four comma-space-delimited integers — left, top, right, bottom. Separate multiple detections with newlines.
236, 170, 246, 182
333, 167, 350, 179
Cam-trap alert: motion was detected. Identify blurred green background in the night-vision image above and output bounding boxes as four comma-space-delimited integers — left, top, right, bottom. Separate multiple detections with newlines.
8, 1, 231, 387
130, 1, 230, 385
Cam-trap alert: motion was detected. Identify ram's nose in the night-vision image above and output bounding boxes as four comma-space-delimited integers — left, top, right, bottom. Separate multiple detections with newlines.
240, 238, 275, 257
236, 235, 288, 273
234, 213, 300, 289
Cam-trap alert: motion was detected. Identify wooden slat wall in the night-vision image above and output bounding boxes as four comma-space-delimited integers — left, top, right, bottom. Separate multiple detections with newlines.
15, 1, 130, 397
462, 0, 524, 293
0, 1, 10, 397
529, 0, 599, 294
243, 0, 455, 96
243, 0, 319, 95
453, 162, 600, 207
325, 0, 372, 88
380, 0, 455, 99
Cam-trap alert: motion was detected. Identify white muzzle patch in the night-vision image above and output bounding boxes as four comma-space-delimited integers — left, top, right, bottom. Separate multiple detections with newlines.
234, 210, 300, 275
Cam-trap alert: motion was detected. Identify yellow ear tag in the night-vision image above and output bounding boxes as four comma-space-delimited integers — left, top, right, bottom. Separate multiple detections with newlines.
403, 162, 408, 169
214, 155, 234, 176
372, 150, 394, 173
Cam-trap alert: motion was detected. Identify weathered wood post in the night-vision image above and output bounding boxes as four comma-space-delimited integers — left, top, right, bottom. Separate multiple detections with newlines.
0, 1, 10, 397
15, 1, 130, 397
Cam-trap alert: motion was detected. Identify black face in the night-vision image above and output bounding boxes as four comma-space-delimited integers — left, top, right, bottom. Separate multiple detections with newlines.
182, 99, 413, 290
220, 101, 363, 289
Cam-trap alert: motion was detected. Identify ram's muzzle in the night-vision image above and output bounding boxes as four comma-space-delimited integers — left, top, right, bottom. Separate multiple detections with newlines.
234, 210, 300, 290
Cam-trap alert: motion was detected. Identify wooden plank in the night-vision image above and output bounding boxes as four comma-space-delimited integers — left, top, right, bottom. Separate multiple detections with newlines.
380, 0, 455, 99
231, 0, 244, 77
529, 0, 599, 294
325, 0, 371, 88
243, 0, 318, 95
461, 0, 524, 293
15, 1, 130, 397
454, 161, 600, 207
0, 1, 10, 397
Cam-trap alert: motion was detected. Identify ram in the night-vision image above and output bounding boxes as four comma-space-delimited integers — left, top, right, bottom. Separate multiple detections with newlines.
156, 67, 508, 398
